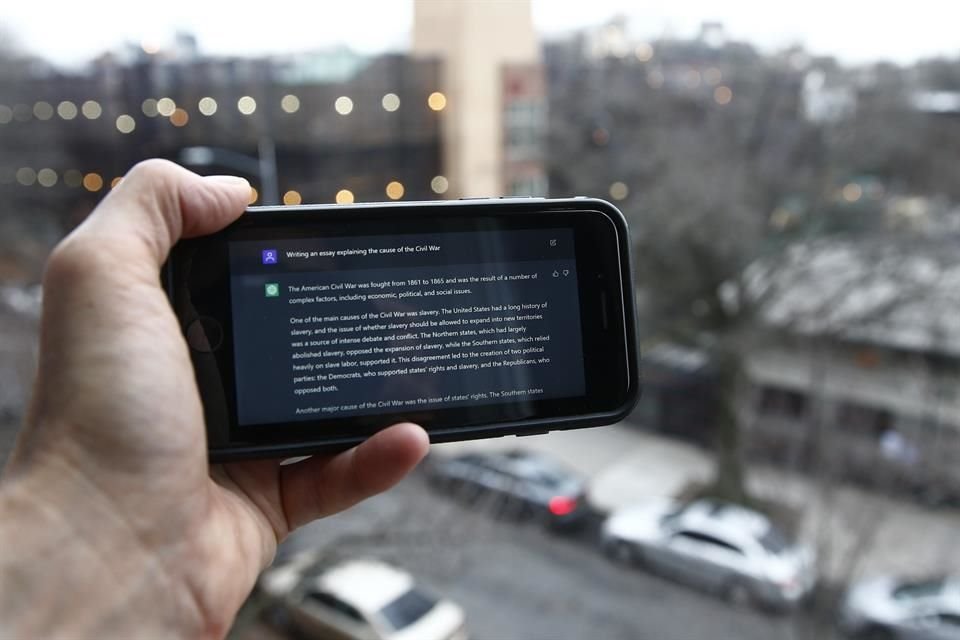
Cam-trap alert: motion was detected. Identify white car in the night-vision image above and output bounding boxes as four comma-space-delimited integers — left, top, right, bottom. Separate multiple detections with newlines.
839, 576, 960, 639
260, 555, 468, 640
601, 498, 816, 610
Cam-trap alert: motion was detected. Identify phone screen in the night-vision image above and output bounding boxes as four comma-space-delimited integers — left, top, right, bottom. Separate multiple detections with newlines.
227, 228, 586, 427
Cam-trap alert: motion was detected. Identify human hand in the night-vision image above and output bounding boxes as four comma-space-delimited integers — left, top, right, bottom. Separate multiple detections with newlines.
0, 160, 429, 638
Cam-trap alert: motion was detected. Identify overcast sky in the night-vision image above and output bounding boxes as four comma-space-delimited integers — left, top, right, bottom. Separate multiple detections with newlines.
2, 0, 957, 67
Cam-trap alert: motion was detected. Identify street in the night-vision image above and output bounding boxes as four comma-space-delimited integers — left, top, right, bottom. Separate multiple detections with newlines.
243, 469, 827, 640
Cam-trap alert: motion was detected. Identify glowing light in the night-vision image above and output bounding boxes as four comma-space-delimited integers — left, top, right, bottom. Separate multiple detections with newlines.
430, 175, 449, 195
111, 177, 123, 189
156, 98, 176, 116
198, 97, 218, 116
704, 67, 723, 85
248, 186, 259, 204
170, 108, 189, 127
116, 114, 136, 134
385, 181, 404, 200
843, 183, 863, 202
81, 100, 102, 119
335, 189, 355, 204
646, 71, 664, 89
283, 190, 302, 205
684, 69, 702, 89
33, 101, 54, 120
609, 181, 629, 201
37, 168, 58, 187
141, 40, 161, 55
635, 43, 654, 62
280, 94, 300, 113
64, 170, 83, 188
238, 96, 257, 115
13, 104, 32, 121
381, 93, 400, 112
0, 105, 12, 124
427, 91, 447, 111
334, 96, 354, 115
83, 173, 104, 192
141, 98, 159, 117
714, 86, 733, 105
548, 496, 577, 517
57, 101, 78, 120
16, 168, 37, 186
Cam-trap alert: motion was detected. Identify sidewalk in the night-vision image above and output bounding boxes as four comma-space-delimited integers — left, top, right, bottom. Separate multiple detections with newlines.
433, 422, 960, 583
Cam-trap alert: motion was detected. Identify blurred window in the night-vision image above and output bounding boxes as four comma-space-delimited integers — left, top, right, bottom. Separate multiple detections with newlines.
674, 531, 744, 554
892, 579, 945, 600
379, 588, 437, 631
757, 386, 808, 419
758, 527, 790, 554
835, 402, 893, 439
304, 591, 366, 623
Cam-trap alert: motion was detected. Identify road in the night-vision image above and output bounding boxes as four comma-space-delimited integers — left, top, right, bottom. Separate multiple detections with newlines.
240, 470, 831, 640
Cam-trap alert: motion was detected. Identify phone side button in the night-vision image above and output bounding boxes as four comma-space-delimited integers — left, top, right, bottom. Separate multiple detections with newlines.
186, 316, 224, 352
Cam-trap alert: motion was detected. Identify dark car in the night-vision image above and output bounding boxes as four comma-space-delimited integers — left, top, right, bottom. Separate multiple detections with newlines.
427, 449, 590, 528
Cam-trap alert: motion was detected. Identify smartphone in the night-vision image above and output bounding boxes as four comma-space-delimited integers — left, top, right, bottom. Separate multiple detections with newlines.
165, 197, 639, 461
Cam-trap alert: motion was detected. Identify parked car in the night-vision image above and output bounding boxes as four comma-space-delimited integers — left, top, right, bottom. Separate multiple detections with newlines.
427, 449, 590, 528
600, 498, 816, 610
260, 554, 468, 640
839, 575, 960, 639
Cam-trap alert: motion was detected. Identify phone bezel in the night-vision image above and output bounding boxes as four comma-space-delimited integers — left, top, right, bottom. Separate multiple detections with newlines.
166, 197, 640, 461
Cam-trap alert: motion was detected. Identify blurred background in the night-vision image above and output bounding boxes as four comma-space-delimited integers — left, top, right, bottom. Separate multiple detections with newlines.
2, 1, 960, 639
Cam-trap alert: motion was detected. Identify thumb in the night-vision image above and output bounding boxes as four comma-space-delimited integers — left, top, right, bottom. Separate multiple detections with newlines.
74, 159, 250, 272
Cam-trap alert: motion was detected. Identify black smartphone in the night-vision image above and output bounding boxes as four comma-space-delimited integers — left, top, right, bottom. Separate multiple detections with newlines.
165, 197, 639, 461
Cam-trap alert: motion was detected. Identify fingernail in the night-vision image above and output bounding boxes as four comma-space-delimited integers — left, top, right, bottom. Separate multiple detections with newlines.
205, 175, 250, 187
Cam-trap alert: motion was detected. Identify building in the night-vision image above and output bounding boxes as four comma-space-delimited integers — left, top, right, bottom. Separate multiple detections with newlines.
412, 0, 547, 198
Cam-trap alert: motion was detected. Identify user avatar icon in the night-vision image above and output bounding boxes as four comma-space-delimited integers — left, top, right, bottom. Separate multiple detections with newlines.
262, 249, 278, 265
264, 283, 280, 298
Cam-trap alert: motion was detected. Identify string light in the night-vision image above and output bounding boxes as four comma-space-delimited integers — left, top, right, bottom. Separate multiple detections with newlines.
714, 86, 733, 105
248, 186, 259, 204
335, 189, 354, 204
0, 105, 12, 124
141, 98, 159, 117
115, 115, 136, 134
170, 108, 189, 127
283, 190, 302, 205
16, 168, 37, 186
64, 170, 83, 188
33, 102, 54, 120
111, 177, 123, 189
635, 43, 654, 62
609, 181, 629, 200
157, 98, 176, 116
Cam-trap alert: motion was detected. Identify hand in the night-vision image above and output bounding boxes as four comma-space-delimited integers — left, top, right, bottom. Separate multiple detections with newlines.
0, 160, 429, 638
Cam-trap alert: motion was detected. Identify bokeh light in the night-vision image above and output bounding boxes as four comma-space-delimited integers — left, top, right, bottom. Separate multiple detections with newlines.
0, 105, 12, 124
111, 177, 123, 189
386, 181, 405, 200
381, 93, 401, 112
238, 96, 257, 115
64, 169, 83, 188
430, 175, 449, 195
141, 98, 159, 117
83, 173, 104, 192
843, 182, 864, 202
714, 86, 733, 105
33, 101, 54, 120
170, 108, 189, 127
16, 168, 37, 186
57, 101, 78, 120
157, 98, 176, 116
115, 114, 136, 134
334, 96, 354, 115
281, 94, 300, 114
336, 189, 355, 204
81, 100, 102, 119
37, 168, 58, 187
427, 92, 447, 111
635, 43, 654, 62
283, 190, 303, 205
198, 97, 218, 116
248, 186, 259, 204
609, 181, 629, 201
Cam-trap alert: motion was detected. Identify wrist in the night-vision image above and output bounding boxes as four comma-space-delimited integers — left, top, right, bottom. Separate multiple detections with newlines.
0, 467, 205, 638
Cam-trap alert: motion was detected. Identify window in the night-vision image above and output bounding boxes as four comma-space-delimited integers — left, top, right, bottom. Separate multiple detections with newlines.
835, 402, 893, 438
757, 386, 808, 419
674, 531, 744, 554
378, 588, 437, 631
892, 579, 945, 600
304, 591, 366, 623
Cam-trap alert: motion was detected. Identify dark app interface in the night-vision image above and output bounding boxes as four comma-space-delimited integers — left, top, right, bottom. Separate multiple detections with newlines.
229, 228, 586, 426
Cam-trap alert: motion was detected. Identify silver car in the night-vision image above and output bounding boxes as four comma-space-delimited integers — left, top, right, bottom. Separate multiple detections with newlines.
601, 498, 816, 610
839, 576, 960, 639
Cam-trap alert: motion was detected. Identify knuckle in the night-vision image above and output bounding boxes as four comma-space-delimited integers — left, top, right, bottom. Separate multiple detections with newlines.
125, 158, 181, 184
